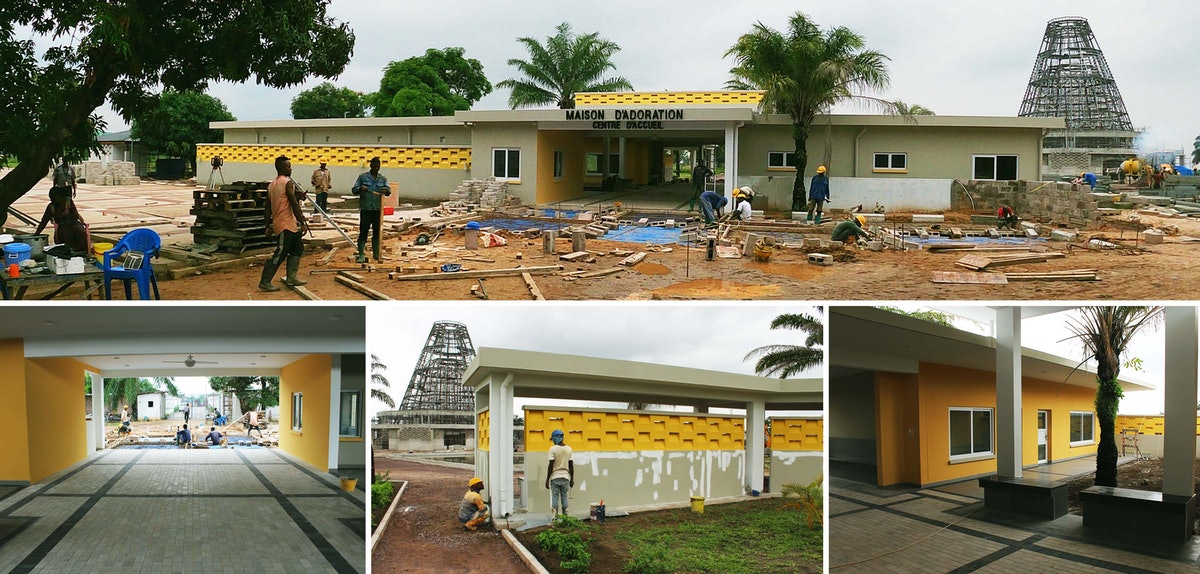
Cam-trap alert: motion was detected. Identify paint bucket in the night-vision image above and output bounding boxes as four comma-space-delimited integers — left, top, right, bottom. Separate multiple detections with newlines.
4, 242, 31, 266
589, 502, 606, 524
93, 242, 114, 258
690, 495, 705, 514
752, 237, 774, 262
339, 477, 358, 491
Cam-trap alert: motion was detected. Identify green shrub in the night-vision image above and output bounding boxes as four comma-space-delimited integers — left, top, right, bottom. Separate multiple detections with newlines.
552, 514, 586, 530
371, 480, 395, 509
622, 546, 676, 574
782, 474, 823, 529
536, 528, 592, 574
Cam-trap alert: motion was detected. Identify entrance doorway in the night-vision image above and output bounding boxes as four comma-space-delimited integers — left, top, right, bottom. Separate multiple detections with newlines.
1037, 410, 1049, 464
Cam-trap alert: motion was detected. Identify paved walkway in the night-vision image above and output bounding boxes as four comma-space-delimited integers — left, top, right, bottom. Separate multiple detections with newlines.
830, 457, 1200, 573
0, 447, 365, 573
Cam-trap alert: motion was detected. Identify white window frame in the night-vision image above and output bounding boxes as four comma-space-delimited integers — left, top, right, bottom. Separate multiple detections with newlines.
492, 148, 520, 181
873, 152, 908, 173
339, 390, 361, 438
767, 151, 797, 170
553, 150, 564, 180
949, 407, 994, 463
291, 392, 303, 432
1070, 411, 1095, 446
972, 154, 1019, 181
585, 152, 620, 176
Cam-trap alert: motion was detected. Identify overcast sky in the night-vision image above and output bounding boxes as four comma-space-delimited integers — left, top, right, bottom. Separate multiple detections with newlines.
367, 302, 821, 417
67, 0, 1200, 155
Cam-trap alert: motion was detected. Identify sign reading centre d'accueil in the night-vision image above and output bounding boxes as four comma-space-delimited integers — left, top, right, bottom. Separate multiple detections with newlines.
565, 108, 684, 130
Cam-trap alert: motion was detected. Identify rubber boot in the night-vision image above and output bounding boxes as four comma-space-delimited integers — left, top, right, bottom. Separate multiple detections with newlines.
283, 256, 307, 287
372, 233, 382, 262
258, 259, 282, 291
356, 240, 367, 264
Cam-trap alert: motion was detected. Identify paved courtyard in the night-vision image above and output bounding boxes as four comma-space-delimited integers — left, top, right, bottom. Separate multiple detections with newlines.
830, 458, 1200, 573
0, 447, 365, 573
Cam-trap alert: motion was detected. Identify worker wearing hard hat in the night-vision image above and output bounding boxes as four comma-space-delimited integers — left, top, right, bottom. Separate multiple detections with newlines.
733, 186, 755, 221
806, 166, 830, 224
1074, 172, 1097, 189
831, 215, 871, 245
311, 157, 331, 212
459, 477, 491, 531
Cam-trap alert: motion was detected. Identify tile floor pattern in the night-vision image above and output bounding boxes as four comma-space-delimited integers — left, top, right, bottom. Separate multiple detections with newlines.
0, 447, 365, 573
830, 470, 1200, 574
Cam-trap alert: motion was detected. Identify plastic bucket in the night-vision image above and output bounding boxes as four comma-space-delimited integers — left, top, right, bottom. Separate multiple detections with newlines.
690, 495, 705, 513
589, 502, 606, 523
13, 234, 47, 261
4, 243, 31, 266
383, 206, 395, 216
339, 477, 358, 491
93, 242, 114, 258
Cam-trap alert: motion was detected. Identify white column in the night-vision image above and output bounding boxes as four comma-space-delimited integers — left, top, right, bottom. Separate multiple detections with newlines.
745, 399, 765, 493
486, 374, 502, 513
93, 375, 105, 451
1163, 307, 1198, 498
498, 374, 515, 517
995, 307, 1022, 478
327, 354, 343, 471
723, 125, 739, 199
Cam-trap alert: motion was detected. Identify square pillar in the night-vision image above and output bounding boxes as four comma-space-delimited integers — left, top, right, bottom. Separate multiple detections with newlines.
327, 354, 342, 471
745, 399, 765, 494
723, 124, 740, 199
1163, 307, 1198, 499
995, 307, 1022, 478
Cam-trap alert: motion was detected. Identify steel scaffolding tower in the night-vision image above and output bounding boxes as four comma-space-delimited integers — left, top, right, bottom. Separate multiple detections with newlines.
1018, 17, 1137, 177
395, 321, 477, 425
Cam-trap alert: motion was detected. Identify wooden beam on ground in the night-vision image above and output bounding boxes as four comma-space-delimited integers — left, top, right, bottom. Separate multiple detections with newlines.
619, 252, 647, 266
521, 272, 546, 300
166, 254, 271, 280
931, 271, 1009, 284
337, 270, 365, 282
577, 267, 625, 279
288, 284, 322, 300
389, 265, 563, 281
317, 247, 339, 266
335, 275, 394, 300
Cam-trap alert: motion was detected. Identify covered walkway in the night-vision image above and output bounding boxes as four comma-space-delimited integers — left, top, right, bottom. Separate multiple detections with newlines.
0, 446, 364, 573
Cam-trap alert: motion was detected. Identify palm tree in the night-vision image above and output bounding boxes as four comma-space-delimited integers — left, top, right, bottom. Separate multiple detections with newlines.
1192, 135, 1200, 166
726, 12, 890, 211
744, 308, 824, 378
890, 100, 935, 116
496, 22, 633, 109
371, 354, 395, 409
103, 377, 177, 417
1065, 306, 1162, 487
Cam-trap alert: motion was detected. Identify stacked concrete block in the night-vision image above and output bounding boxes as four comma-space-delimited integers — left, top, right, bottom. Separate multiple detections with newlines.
74, 161, 139, 185
448, 178, 511, 208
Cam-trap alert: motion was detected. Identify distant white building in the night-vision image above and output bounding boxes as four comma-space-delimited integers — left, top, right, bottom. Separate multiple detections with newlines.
136, 392, 181, 420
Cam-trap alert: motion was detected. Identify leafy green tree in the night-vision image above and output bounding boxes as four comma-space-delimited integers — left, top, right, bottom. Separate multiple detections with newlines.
1192, 135, 1200, 166
744, 308, 824, 378
291, 81, 366, 119
1065, 307, 1162, 487
371, 354, 395, 409
131, 90, 233, 176
370, 48, 491, 117
0, 0, 354, 226
726, 12, 890, 211
496, 23, 632, 109
877, 306, 954, 327
209, 376, 279, 411
103, 377, 177, 417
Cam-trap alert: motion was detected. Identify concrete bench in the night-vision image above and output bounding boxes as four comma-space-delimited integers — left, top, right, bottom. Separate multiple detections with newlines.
1080, 486, 1197, 543
979, 475, 1068, 519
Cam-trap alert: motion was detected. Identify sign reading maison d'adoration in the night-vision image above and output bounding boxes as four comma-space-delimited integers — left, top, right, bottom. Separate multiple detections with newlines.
565, 108, 683, 129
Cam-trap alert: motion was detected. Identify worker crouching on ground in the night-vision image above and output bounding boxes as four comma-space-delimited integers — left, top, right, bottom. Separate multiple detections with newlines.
35, 186, 89, 253
733, 186, 755, 221
806, 166, 829, 224
259, 155, 309, 291
832, 215, 871, 246
352, 157, 391, 263
175, 424, 192, 448
996, 205, 1019, 230
546, 429, 575, 516
459, 477, 491, 531
1074, 172, 1097, 189
699, 190, 727, 225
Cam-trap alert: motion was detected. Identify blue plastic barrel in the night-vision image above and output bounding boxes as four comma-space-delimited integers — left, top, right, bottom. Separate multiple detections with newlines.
3, 243, 31, 265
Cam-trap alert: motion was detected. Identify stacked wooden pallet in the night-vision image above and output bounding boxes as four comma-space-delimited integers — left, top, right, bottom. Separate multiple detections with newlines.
954, 252, 1065, 270
191, 182, 272, 251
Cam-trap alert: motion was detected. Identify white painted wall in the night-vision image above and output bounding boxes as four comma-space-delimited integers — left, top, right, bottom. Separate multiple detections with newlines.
823, 177, 953, 212
137, 392, 165, 420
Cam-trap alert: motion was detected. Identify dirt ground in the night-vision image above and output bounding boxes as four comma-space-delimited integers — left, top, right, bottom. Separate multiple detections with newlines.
1066, 457, 1200, 514
140, 210, 1200, 301
371, 457, 527, 574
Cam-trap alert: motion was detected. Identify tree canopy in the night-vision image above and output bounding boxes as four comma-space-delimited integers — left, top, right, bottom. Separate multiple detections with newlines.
131, 90, 234, 176
291, 82, 367, 119
370, 47, 491, 117
209, 376, 279, 411
744, 308, 824, 379
496, 22, 632, 109
103, 377, 177, 417
371, 354, 395, 408
0, 0, 355, 226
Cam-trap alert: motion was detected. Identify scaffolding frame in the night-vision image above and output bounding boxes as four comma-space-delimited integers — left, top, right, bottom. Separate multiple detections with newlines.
395, 321, 476, 425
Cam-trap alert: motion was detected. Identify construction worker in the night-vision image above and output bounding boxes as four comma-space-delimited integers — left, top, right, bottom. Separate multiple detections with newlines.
34, 185, 88, 252
1075, 172, 1098, 189
806, 166, 829, 224
545, 429, 575, 516
459, 477, 491, 531
996, 205, 1019, 230
119, 405, 132, 436
52, 157, 77, 198
175, 424, 192, 448
258, 155, 309, 291
732, 186, 754, 221
689, 161, 713, 211
352, 157, 391, 263
831, 215, 871, 245
698, 190, 727, 225
311, 158, 332, 212
206, 426, 226, 446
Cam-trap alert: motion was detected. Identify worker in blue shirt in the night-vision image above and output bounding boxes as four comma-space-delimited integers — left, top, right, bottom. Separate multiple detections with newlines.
1076, 172, 1098, 189
807, 166, 830, 223
699, 190, 727, 225
352, 157, 392, 263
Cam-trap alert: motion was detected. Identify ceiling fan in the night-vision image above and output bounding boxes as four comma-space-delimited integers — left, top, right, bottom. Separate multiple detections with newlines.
162, 354, 219, 368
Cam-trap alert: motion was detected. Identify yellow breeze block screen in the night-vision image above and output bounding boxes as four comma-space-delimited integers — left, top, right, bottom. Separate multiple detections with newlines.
574, 91, 765, 107
196, 144, 470, 169
1116, 415, 1200, 436
524, 408, 745, 452
770, 418, 823, 452
477, 410, 490, 451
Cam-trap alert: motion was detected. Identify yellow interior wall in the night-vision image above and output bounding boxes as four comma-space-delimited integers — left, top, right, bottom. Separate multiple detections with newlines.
1022, 379, 1099, 465
279, 354, 332, 471
524, 408, 745, 452
535, 131, 586, 203
25, 357, 94, 482
875, 372, 919, 486
0, 339, 31, 483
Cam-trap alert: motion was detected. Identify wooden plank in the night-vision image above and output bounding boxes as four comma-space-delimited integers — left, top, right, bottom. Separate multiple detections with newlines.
931, 271, 1008, 285
391, 265, 564, 281
954, 254, 994, 270
521, 272, 546, 301
577, 267, 625, 279
335, 275, 394, 300
619, 252, 647, 266
317, 247, 339, 266
288, 284, 322, 300
337, 270, 366, 282
560, 251, 590, 261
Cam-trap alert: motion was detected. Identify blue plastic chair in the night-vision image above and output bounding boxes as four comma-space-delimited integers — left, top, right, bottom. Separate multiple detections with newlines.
101, 228, 161, 300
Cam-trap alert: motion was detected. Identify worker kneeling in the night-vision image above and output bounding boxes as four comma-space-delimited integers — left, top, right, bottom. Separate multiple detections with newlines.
996, 205, 1019, 230
459, 477, 492, 531
832, 215, 871, 246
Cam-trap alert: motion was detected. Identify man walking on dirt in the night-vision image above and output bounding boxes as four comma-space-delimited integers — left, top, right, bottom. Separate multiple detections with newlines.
258, 155, 309, 292
545, 429, 575, 516
806, 166, 829, 224
352, 157, 391, 263
689, 161, 713, 211
459, 477, 491, 531
310, 158, 332, 213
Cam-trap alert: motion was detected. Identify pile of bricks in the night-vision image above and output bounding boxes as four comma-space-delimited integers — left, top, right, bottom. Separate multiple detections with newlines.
448, 178, 512, 208
190, 181, 274, 251
74, 161, 140, 186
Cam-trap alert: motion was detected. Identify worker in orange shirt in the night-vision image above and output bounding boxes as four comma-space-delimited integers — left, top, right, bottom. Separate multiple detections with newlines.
458, 477, 491, 531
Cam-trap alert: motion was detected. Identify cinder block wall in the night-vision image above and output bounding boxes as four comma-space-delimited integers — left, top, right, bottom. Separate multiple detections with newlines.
769, 418, 823, 492
952, 180, 1101, 226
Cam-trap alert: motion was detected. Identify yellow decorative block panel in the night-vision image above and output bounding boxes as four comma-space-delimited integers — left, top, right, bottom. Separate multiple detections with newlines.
1116, 415, 1200, 436
770, 418, 823, 452
524, 408, 744, 452
477, 411, 490, 451
574, 91, 765, 107
196, 144, 471, 169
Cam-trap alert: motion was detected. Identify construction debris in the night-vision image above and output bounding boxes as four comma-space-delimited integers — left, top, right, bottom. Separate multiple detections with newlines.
388, 265, 563, 281
954, 252, 1066, 271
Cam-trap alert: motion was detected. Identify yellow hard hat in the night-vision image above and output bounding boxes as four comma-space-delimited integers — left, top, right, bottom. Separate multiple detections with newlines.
468, 477, 483, 487
318, 157, 328, 164
816, 166, 827, 174
854, 215, 867, 226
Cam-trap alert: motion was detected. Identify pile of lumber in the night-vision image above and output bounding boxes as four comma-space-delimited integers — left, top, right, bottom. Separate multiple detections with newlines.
955, 252, 1065, 270
190, 181, 273, 252
1004, 269, 1098, 281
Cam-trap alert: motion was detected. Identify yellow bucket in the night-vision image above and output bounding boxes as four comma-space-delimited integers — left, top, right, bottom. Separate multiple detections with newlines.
93, 242, 114, 257
339, 477, 358, 491
690, 495, 705, 513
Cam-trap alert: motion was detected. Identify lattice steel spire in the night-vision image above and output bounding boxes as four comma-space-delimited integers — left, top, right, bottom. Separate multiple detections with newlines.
397, 321, 476, 424
1019, 17, 1132, 131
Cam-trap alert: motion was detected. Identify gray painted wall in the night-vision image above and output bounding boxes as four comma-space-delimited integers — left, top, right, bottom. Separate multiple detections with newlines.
338, 353, 365, 468
830, 372, 877, 465
769, 451, 823, 491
